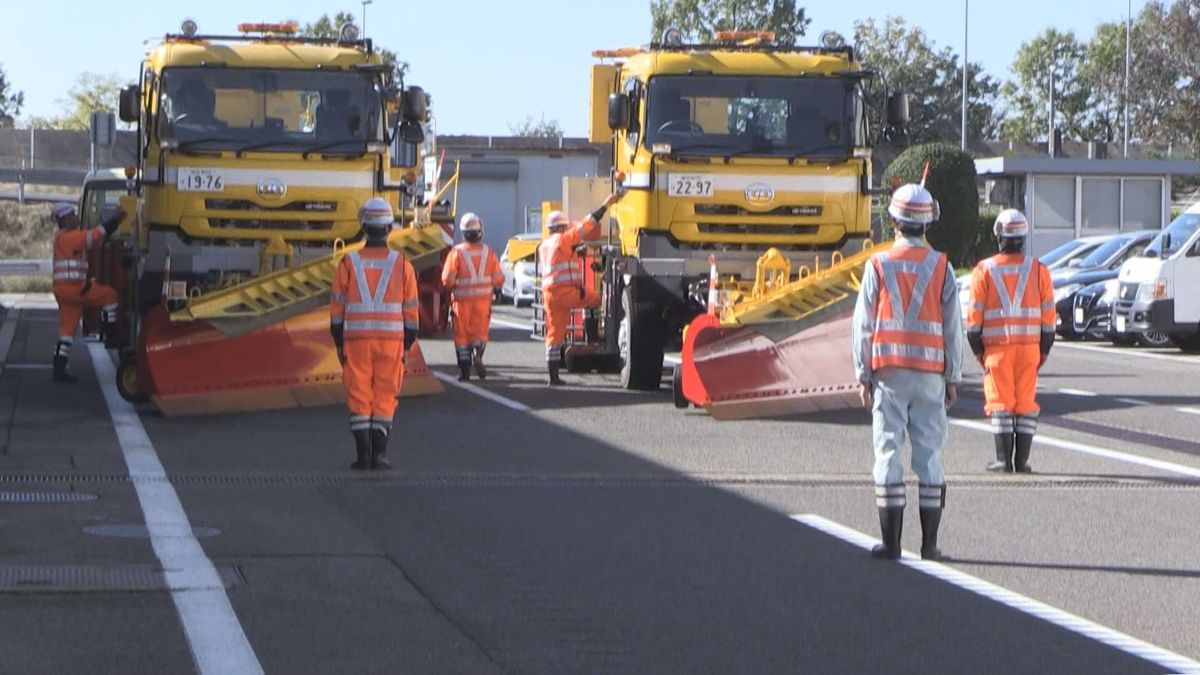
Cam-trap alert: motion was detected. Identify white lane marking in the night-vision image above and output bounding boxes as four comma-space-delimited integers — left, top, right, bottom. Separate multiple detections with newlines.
791, 514, 1200, 675
950, 419, 1200, 479
0, 308, 20, 374
490, 317, 532, 331
433, 371, 531, 413
1057, 341, 1200, 365
1115, 397, 1151, 406
1176, 407, 1200, 417
1058, 388, 1098, 397
4, 363, 52, 370
88, 343, 263, 674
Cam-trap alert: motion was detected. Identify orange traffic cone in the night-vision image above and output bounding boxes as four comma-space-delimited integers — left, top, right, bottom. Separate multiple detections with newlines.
400, 339, 444, 397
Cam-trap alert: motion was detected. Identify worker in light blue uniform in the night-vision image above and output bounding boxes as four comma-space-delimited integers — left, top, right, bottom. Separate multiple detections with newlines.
852, 183, 963, 561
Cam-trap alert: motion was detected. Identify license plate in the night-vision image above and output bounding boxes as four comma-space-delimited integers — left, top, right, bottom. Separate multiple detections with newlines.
1074, 307, 1084, 324
1115, 315, 1126, 332
177, 168, 225, 192
667, 174, 714, 198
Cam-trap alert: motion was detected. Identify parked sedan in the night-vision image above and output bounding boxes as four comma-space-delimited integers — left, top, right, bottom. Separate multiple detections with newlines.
1053, 230, 1157, 337
500, 234, 541, 307
1040, 235, 1110, 271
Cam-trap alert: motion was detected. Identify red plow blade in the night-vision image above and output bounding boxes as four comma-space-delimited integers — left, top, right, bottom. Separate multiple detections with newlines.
680, 310, 860, 420
138, 306, 442, 416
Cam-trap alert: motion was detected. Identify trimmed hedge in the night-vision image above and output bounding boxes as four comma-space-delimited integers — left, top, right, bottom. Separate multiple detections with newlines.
881, 143, 980, 268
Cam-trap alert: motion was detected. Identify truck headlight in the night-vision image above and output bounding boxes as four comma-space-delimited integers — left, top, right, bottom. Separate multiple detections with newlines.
1135, 280, 1171, 301
1054, 284, 1081, 302
1101, 279, 1119, 302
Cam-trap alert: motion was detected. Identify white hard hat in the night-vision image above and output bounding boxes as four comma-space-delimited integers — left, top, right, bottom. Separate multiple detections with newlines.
459, 212, 482, 232
887, 184, 937, 225
51, 202, 77, 221
358, 197, 394, 228
993, 209, 1029, 239
545, 210, 570, 230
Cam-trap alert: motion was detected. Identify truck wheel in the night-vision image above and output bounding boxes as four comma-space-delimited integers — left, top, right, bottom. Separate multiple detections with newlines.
672, 364, 688, 408
116, 353, 149, 404
1169, 332, 1200, 352
618, 285, 664, 391
1135, 331, 1170, 348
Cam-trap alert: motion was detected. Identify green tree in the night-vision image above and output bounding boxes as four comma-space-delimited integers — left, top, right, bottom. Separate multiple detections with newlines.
1079, 22, 1128, 143
650, 0, 811, 45
303, 11, 402, 75
1000, 29, 1089, 143
881, 143, 979, 267
508, 114, 564, 139
853, 17, 1000, 145
0, 63, 24, 127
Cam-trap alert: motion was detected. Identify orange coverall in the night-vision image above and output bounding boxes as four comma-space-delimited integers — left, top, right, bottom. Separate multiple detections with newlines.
52, 226, 117, 342
538, 216, 601, 364
330, 247, 419, 433
441, 242, 504, 357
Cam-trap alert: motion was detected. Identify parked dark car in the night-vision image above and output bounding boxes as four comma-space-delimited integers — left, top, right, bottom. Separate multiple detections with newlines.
1053, 230, 1157, 338
1041, 235, 1110, 271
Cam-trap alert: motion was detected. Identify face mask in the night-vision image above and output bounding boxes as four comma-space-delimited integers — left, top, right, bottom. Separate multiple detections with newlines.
464, 231, 482, 243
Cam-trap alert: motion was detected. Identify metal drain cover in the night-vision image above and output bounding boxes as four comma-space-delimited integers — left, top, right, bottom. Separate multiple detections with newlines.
0, 564, 243, 592
0, 491, 98, 503
83, 524, 222, 538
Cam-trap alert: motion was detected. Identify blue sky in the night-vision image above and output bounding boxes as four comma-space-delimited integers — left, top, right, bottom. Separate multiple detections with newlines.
1, 1, 1141, 136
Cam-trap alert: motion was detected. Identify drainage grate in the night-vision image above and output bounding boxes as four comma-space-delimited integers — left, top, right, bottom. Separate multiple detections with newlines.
0, 472, 1195, 490
84, 524, 222, 539
0, 564, 243, 593
0, 491, 98, 503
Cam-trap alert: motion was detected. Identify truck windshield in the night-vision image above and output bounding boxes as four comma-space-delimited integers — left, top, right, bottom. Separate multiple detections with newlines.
157, 67, 382, 151
644, 75, 856, 159
1145, 211, 1200, 257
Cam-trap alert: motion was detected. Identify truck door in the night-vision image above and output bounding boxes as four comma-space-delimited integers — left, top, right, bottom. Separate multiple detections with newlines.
1174, 233, 1200, 324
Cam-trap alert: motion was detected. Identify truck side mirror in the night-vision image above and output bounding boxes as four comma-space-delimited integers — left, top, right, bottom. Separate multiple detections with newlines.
886, 92, 909, 128
118, 85, 140, 124
400, 122, 425, 144
608, 93, 630, 131
401, 86, 428, 123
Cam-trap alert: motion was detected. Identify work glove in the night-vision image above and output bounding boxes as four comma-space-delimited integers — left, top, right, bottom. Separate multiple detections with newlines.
330, 323, 345, 365
101, 209, 127, 235
403, 328, 416, 353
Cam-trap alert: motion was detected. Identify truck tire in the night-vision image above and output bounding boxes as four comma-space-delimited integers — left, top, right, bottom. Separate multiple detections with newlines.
1168, 332, 1200, 352
672, 364, 688, 408
1135, 330, 1170, 348
618, 285, 664, 391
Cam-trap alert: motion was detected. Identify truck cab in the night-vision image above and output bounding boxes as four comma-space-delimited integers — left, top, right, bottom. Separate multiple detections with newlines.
1115, 203, 1200, 350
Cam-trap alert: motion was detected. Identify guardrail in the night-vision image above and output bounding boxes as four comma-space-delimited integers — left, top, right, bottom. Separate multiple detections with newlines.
0, 259, 52, 276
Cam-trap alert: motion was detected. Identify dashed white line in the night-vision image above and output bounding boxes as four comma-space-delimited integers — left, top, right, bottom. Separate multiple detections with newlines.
433, 371, 531, 412
1115, 397, 1152, 406
1176, 407, 1200, 417
88, 342, 263, 674
489, 318, 532, 331
1058, 388, 1098, 397
950, 418, 1200, 479
791, 514, 1200, 675
1057, 341, 1200, 365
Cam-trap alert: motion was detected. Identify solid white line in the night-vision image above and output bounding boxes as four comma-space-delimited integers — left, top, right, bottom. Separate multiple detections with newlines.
0, 308, 20, 374
1057, 341, 1200, 365
3, 363, 52, 370
791, 514, 1200, 674
433, 371, 531, 412
1115, 397, 1151, 406
88, 342, 263, 675
1057, 388, 1098, 397
490, 318, 532, 331
950, 418, 1200, 479
1176, 407, 1200, 417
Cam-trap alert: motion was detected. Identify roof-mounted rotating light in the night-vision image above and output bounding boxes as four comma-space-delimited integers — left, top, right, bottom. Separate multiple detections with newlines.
180, 18, 199, 37
338, 22, 360, 43
819, 31, 846, 49
237, 21, 299, 35
661, 26, 683, 46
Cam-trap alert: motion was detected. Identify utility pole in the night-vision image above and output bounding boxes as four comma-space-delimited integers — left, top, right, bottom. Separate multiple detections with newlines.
1048, 68, 1056, 158
361, 0, 373, 37
1124, 0, 1131, 157
961, 0, 969, 150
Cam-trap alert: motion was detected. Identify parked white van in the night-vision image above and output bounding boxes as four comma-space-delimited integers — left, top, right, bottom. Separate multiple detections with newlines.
1114, 203, 1200, 351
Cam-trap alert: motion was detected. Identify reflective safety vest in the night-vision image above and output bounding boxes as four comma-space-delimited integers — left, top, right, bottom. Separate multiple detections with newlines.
869, 245, 948, 373
52, 226, 102, 287
966, 253, 1055, 346
538, 218, 599, 291
330, 247, 420, 340
442, 243, 504, 302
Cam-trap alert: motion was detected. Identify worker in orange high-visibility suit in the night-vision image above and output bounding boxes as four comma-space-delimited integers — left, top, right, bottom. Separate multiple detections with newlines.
330, 198, 419, 471
538, 190, 624, 385
967, 208, 1055, 474
852, 183, 962, 562
50, 202, 124, 383
442, 212, 505, 381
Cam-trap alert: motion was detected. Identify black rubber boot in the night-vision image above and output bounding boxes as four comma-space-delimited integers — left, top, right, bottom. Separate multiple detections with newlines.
472, 345, 487, 380
1014, 432, 1034, 473
370, 428, 392, 470
919, 508, 943, 560
350, 429, 371, 470
987, 432, 1014, 472
871, 507, 904, 560
547, 362, 564, 386
457, 359, 471, 382
51, 355, 78, 384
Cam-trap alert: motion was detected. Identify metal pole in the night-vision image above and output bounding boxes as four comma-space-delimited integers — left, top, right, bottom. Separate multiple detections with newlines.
28, 127, 34, 169
1048, 69, 1056, 158
1124, 0, 1131, 157
361, 0, 372, 37
962, 0, 969, 150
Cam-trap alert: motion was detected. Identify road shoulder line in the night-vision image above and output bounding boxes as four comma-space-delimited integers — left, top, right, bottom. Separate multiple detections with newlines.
792, 513, 1200, 674
433, 371, 532, 412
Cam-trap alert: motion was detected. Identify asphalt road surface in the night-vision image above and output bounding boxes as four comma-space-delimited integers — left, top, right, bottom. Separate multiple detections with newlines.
2, 296, 1198, 674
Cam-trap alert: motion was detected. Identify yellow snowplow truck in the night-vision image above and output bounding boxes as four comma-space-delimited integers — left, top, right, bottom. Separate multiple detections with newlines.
574, 29, 906, 399
100, 19, 449, 415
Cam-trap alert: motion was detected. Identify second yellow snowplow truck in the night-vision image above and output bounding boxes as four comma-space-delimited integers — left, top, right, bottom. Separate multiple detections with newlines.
570, 29, 906, 399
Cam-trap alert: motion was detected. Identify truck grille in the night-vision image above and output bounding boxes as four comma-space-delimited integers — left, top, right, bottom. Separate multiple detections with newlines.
694, 204, 823, 217
1119, 282, 1138, 300
696, 223, 820, 236
206, 218, 335, 232
205, 199, 339, 213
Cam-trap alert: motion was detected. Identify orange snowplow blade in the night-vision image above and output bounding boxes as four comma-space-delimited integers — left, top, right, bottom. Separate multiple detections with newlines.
680, 310, 860, 420
138, 305, 442, 417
